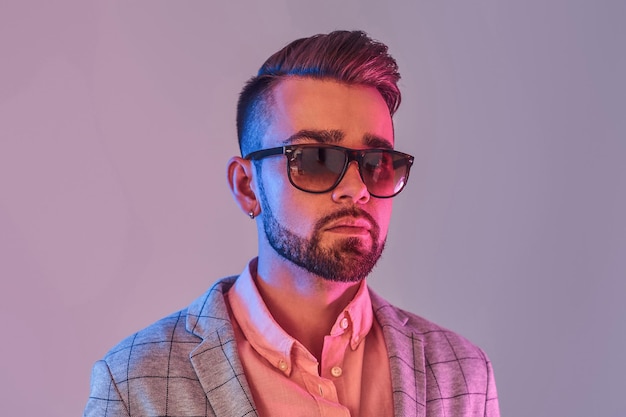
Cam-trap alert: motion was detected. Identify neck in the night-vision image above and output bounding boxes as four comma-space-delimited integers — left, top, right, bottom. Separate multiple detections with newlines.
254, 255, 361, 362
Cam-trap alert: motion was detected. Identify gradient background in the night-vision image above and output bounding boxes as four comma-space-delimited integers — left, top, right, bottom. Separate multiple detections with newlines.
1, 1, 624, 416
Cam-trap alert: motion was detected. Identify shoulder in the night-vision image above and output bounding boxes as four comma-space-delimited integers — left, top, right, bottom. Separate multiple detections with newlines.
86, 277, 241, 416
101, 309, 196, 379
101, 276, 238, 376
370, 288, 500, 414
370, 287, 492, 370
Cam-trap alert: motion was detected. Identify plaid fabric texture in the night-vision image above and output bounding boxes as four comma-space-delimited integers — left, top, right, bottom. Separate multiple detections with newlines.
85, 277, 499, 417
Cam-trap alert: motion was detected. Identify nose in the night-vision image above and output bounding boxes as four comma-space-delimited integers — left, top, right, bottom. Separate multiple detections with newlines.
331, 161, 370, 204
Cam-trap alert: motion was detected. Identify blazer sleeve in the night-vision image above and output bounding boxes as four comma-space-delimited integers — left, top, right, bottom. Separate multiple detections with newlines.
485, 351, 500, 417
84, 360, 131, 417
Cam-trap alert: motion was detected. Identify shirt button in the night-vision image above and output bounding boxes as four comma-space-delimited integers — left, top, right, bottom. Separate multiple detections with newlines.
331, 366, 343, 377
278, 360, 288, 371
340, 317, 349, 329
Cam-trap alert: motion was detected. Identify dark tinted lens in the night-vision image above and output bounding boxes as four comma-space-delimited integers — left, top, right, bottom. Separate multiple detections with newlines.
361, 151, 410, 197
289, 147, 347, 191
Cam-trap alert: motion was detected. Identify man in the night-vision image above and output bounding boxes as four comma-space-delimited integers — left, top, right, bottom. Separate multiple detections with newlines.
85, 30, 500, 417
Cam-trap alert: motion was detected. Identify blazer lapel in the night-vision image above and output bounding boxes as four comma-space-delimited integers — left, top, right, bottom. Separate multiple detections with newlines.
187, 277, 259, 417
371, 290, 427, 417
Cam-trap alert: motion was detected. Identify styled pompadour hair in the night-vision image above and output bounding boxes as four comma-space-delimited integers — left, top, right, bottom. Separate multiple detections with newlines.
236, 30, 401, 156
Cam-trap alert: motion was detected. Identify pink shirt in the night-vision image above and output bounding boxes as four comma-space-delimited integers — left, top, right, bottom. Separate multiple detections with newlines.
225, 259, 393, 417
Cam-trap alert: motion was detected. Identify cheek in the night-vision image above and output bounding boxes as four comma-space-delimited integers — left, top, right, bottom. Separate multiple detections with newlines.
375, 201, 394, 235
256, 159, 288, 203
259, 163, 311, 232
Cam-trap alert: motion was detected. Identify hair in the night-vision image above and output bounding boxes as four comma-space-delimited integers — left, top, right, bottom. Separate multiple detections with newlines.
236, 30, 401, 156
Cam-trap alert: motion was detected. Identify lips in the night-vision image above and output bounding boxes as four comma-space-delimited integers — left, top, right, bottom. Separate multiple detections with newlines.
324, 218, 372, 235
314, 207, 379, 240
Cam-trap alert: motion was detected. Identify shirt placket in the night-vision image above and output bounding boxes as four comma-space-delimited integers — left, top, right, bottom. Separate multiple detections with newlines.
293, 344, 350, 417
320, 312, 353, 403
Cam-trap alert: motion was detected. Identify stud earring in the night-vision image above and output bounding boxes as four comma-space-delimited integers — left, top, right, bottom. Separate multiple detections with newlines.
248, 211, 255, 219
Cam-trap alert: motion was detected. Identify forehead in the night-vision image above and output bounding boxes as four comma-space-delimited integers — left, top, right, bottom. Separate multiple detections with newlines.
263, 78, 394, 148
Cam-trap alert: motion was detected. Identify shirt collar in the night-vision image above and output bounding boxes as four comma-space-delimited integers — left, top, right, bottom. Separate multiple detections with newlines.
228, 258, 374, 374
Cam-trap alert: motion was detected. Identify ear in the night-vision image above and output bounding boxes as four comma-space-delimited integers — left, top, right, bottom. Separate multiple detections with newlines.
227, 156, 259, 217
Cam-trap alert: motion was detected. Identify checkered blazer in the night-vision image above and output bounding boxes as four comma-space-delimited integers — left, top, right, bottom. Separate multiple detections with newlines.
85, 276, 500, 417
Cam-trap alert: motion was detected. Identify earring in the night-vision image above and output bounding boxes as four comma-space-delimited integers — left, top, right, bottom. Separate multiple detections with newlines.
248, 211, 255, 219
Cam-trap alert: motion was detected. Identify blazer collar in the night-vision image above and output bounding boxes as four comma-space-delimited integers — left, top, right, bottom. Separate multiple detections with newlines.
370, 289, 427, 417
186, 277, 259, 417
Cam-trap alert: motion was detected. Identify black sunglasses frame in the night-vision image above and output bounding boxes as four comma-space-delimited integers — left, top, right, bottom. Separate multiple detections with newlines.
244, 144, 414, 198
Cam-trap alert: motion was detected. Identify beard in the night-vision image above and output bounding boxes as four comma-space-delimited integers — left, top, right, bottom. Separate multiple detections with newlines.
257, 178, 386, 283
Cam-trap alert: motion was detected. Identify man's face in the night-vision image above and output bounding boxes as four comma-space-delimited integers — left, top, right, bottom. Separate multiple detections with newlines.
255, 78, 395, 282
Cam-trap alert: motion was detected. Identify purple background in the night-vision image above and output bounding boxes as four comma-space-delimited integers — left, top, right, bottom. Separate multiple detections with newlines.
1, 2, 624, 416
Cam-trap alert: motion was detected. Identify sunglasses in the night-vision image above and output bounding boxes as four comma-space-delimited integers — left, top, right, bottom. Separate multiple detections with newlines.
245, 144, 414, 198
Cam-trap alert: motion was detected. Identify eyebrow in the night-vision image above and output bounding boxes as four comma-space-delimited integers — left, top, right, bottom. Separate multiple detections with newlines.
283, 129, 393, 149
363, 133, 393, 149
